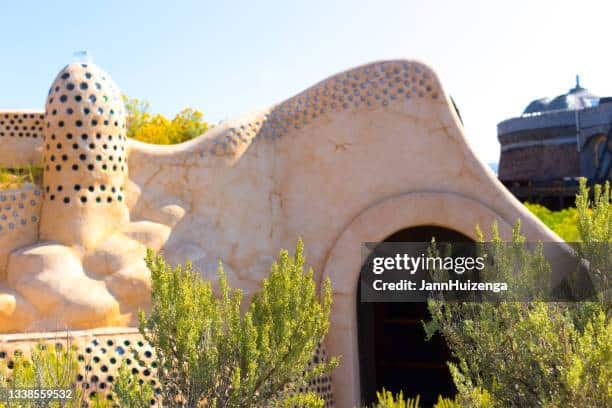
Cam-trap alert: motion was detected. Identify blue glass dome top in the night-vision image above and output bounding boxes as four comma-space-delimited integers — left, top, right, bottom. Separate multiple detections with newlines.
522, 76, 599, 114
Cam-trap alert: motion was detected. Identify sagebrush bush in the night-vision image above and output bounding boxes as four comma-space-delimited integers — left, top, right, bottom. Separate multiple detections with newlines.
0, 340, 158, 408
373, 389, 419, 408
424, 180, 611, 407
370, 389, 464, 408
0, 341, 87, 408
139, 239, 337, 407
112, 363, 155, 407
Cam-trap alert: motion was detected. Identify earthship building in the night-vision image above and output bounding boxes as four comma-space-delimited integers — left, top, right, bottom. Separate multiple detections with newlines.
0, 59, 567, 407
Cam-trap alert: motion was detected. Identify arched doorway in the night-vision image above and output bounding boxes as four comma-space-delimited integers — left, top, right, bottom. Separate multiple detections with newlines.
357, 226, 473, 406
321, 192, 532, 407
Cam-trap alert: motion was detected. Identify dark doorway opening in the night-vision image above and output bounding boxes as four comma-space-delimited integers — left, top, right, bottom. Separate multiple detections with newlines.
357, 226, 473, 406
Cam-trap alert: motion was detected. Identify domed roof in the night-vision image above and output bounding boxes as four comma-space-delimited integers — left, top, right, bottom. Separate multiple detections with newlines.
522, 76, 600, 114
523, 97, 551, 114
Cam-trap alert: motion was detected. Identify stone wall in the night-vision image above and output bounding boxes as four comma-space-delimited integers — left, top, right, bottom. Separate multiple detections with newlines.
499, 143, 581, 181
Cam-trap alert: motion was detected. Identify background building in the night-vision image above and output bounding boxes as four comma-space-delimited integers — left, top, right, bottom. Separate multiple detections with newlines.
498, 77, 612, 209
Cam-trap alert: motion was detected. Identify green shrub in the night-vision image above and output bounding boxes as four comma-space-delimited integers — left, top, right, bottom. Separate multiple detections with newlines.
0, 341, 93, 408
373, 389, 419, 407
576, 180, 611, 303
425, 180, 611, 407
139, 239, 337, 407
432, 395, 463, 408
112, 363, 155, 407
370, 389, 463, 408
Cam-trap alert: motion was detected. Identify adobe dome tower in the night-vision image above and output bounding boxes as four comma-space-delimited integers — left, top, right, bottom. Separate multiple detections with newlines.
39, 62, 129, 249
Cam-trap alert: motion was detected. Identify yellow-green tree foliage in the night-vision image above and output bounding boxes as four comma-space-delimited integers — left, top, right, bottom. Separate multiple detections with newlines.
524, 202, 580, 241
124, 97, 209, 145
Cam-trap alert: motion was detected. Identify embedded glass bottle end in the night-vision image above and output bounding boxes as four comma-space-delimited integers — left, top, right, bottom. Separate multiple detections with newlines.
73, 50, 93, 64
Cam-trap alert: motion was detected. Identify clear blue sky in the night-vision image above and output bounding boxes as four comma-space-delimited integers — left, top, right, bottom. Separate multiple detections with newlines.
1, 0, 610, 162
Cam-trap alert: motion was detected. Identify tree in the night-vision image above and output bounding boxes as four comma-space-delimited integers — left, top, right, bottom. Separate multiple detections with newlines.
124, 97, 209, 145
139, 239, 336, 407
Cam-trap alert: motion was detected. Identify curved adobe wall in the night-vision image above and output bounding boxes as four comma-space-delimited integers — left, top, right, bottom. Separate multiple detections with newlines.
0, 111, 44, 167
126, 61, 451, 289
126, 60, 559, 297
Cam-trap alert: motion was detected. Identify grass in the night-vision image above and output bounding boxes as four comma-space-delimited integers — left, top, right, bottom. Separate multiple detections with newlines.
0, 165, 43, 191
